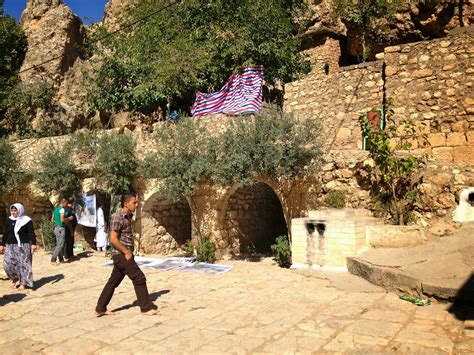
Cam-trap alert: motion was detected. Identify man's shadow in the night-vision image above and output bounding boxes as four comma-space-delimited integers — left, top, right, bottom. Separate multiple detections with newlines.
33, 274, 64, 290
0, 293, 27, 306
448, 273, 474, 321
111, 290, 170, 312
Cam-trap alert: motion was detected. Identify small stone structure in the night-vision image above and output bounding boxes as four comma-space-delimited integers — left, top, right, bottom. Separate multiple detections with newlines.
291, 209, 381, 271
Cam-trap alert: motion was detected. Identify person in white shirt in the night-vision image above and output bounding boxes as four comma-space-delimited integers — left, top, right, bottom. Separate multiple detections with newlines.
96, 204, 108, 257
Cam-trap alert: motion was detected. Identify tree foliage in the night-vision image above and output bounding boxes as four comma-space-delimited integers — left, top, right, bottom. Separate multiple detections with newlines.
0, 1, 27, 112
0, 81, 55, 138
87, 0, 309, 113
36, 143, 82, 198
334, 0, 402, 61
94, 132, 138, 194
141, 109, 322, 198
0, 138, 20, 195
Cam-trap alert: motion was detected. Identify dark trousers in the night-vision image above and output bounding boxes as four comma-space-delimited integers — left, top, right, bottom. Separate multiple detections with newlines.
96, 254, 154, 313
64, 227, 74, 258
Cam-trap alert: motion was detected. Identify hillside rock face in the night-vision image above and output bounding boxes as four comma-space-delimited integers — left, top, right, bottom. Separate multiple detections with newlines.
298, 0, 473, 59
19, 0, 84, 83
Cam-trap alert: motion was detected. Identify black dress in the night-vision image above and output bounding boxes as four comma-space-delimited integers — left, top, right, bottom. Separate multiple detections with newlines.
2, 218, 36, 288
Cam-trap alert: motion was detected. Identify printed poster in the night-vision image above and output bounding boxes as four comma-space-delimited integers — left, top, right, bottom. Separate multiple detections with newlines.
76, 194, 97, 227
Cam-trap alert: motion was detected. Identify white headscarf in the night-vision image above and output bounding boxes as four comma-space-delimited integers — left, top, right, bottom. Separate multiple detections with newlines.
9, 203, 32, 246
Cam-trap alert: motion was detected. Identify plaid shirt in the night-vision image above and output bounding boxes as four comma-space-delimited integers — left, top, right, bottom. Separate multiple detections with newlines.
110, 209, 134, 254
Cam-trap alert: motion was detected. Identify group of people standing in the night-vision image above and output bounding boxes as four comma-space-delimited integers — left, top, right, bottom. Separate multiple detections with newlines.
1, 197, 109, 289
50, 197, 77, 265
1, 193, 157, 316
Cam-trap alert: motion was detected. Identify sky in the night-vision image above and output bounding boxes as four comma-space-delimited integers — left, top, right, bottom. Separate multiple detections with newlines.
3, 0, 109, 24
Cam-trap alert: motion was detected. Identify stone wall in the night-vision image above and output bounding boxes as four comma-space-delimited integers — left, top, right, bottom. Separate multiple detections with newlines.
138, 196, 191, 255
302, 37, 341, 77
284, 31, 474, 164
384, 34, 474, 164
284, 61, 384, 151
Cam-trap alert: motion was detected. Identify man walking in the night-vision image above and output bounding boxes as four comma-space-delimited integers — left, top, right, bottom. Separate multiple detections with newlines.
95, 193, 158, 316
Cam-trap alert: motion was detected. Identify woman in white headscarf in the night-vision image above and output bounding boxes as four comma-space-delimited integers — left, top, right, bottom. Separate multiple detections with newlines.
0, 203, 37, 290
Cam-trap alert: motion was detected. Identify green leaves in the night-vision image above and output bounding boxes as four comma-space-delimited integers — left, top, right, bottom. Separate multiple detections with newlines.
0, 138, 20, 195
0, 6, 27, 115
36, 144, 82, 198
93, 132, 138, 194
87, 0, 309, 112
142, 109, 323, 199
359, 107, 423, 225
333, 0, 402, 60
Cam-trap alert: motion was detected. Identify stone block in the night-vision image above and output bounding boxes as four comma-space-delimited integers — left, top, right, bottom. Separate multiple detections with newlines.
446, 132, 466, 146
451, 121, 466, 132
467, 131, 474, 145
385, 65, 397, 76
453, 146, 474, 165
412, 69, 433, 78
367, 225, 427, 248
428, 133, 446, 147
432, 147, 453, 161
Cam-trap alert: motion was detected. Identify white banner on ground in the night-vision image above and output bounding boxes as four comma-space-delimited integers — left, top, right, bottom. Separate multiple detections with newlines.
100, 256, 232, 274
76, 194, 97, 227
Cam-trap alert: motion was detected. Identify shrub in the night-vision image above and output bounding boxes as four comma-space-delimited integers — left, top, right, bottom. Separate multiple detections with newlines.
324, 190, 346, 209
195, 236, 216, 264
0, 138, 20, 194
358, 106, 425, 225
182, 240, 194, 257
271, 235, 291, 268
38, 215, 55, 252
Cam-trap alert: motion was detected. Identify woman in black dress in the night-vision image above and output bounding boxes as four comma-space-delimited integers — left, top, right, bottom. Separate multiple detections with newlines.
0, 203, 37, 290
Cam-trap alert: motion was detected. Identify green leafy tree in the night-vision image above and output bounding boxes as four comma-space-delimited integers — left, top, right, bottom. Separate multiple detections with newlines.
141, 118, 214, 240
94, 132, 138, 194
141, 108, 323, 242
0, 1, 27, 112
36, 143, 82, 198
87, 0, 309, 112
213, 108, 322, 186
359, 107, 425, 225
334, 0, 402, 61
0, 138, 20, 195
1, 81, 55, 138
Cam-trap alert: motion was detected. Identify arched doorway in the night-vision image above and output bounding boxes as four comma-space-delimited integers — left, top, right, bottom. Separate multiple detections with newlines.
140, 195, 192, 255
222, 182, 288, 254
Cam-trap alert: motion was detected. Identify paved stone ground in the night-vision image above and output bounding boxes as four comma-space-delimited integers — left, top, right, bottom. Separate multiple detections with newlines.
0, 251, 473, 354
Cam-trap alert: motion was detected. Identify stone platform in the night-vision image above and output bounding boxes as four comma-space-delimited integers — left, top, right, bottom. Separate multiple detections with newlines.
347, 222, 474, 301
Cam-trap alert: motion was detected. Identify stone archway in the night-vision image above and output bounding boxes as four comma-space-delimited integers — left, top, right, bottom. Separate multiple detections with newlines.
140, 194, 192, 255
222, 182, 288, 254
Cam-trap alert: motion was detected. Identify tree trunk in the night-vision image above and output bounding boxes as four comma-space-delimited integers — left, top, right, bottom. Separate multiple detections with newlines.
362, 31, 367, 62
185, 195, 202, 244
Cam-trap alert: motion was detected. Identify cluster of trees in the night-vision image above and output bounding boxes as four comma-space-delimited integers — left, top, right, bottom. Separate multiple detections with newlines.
86, 0, 310, 113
